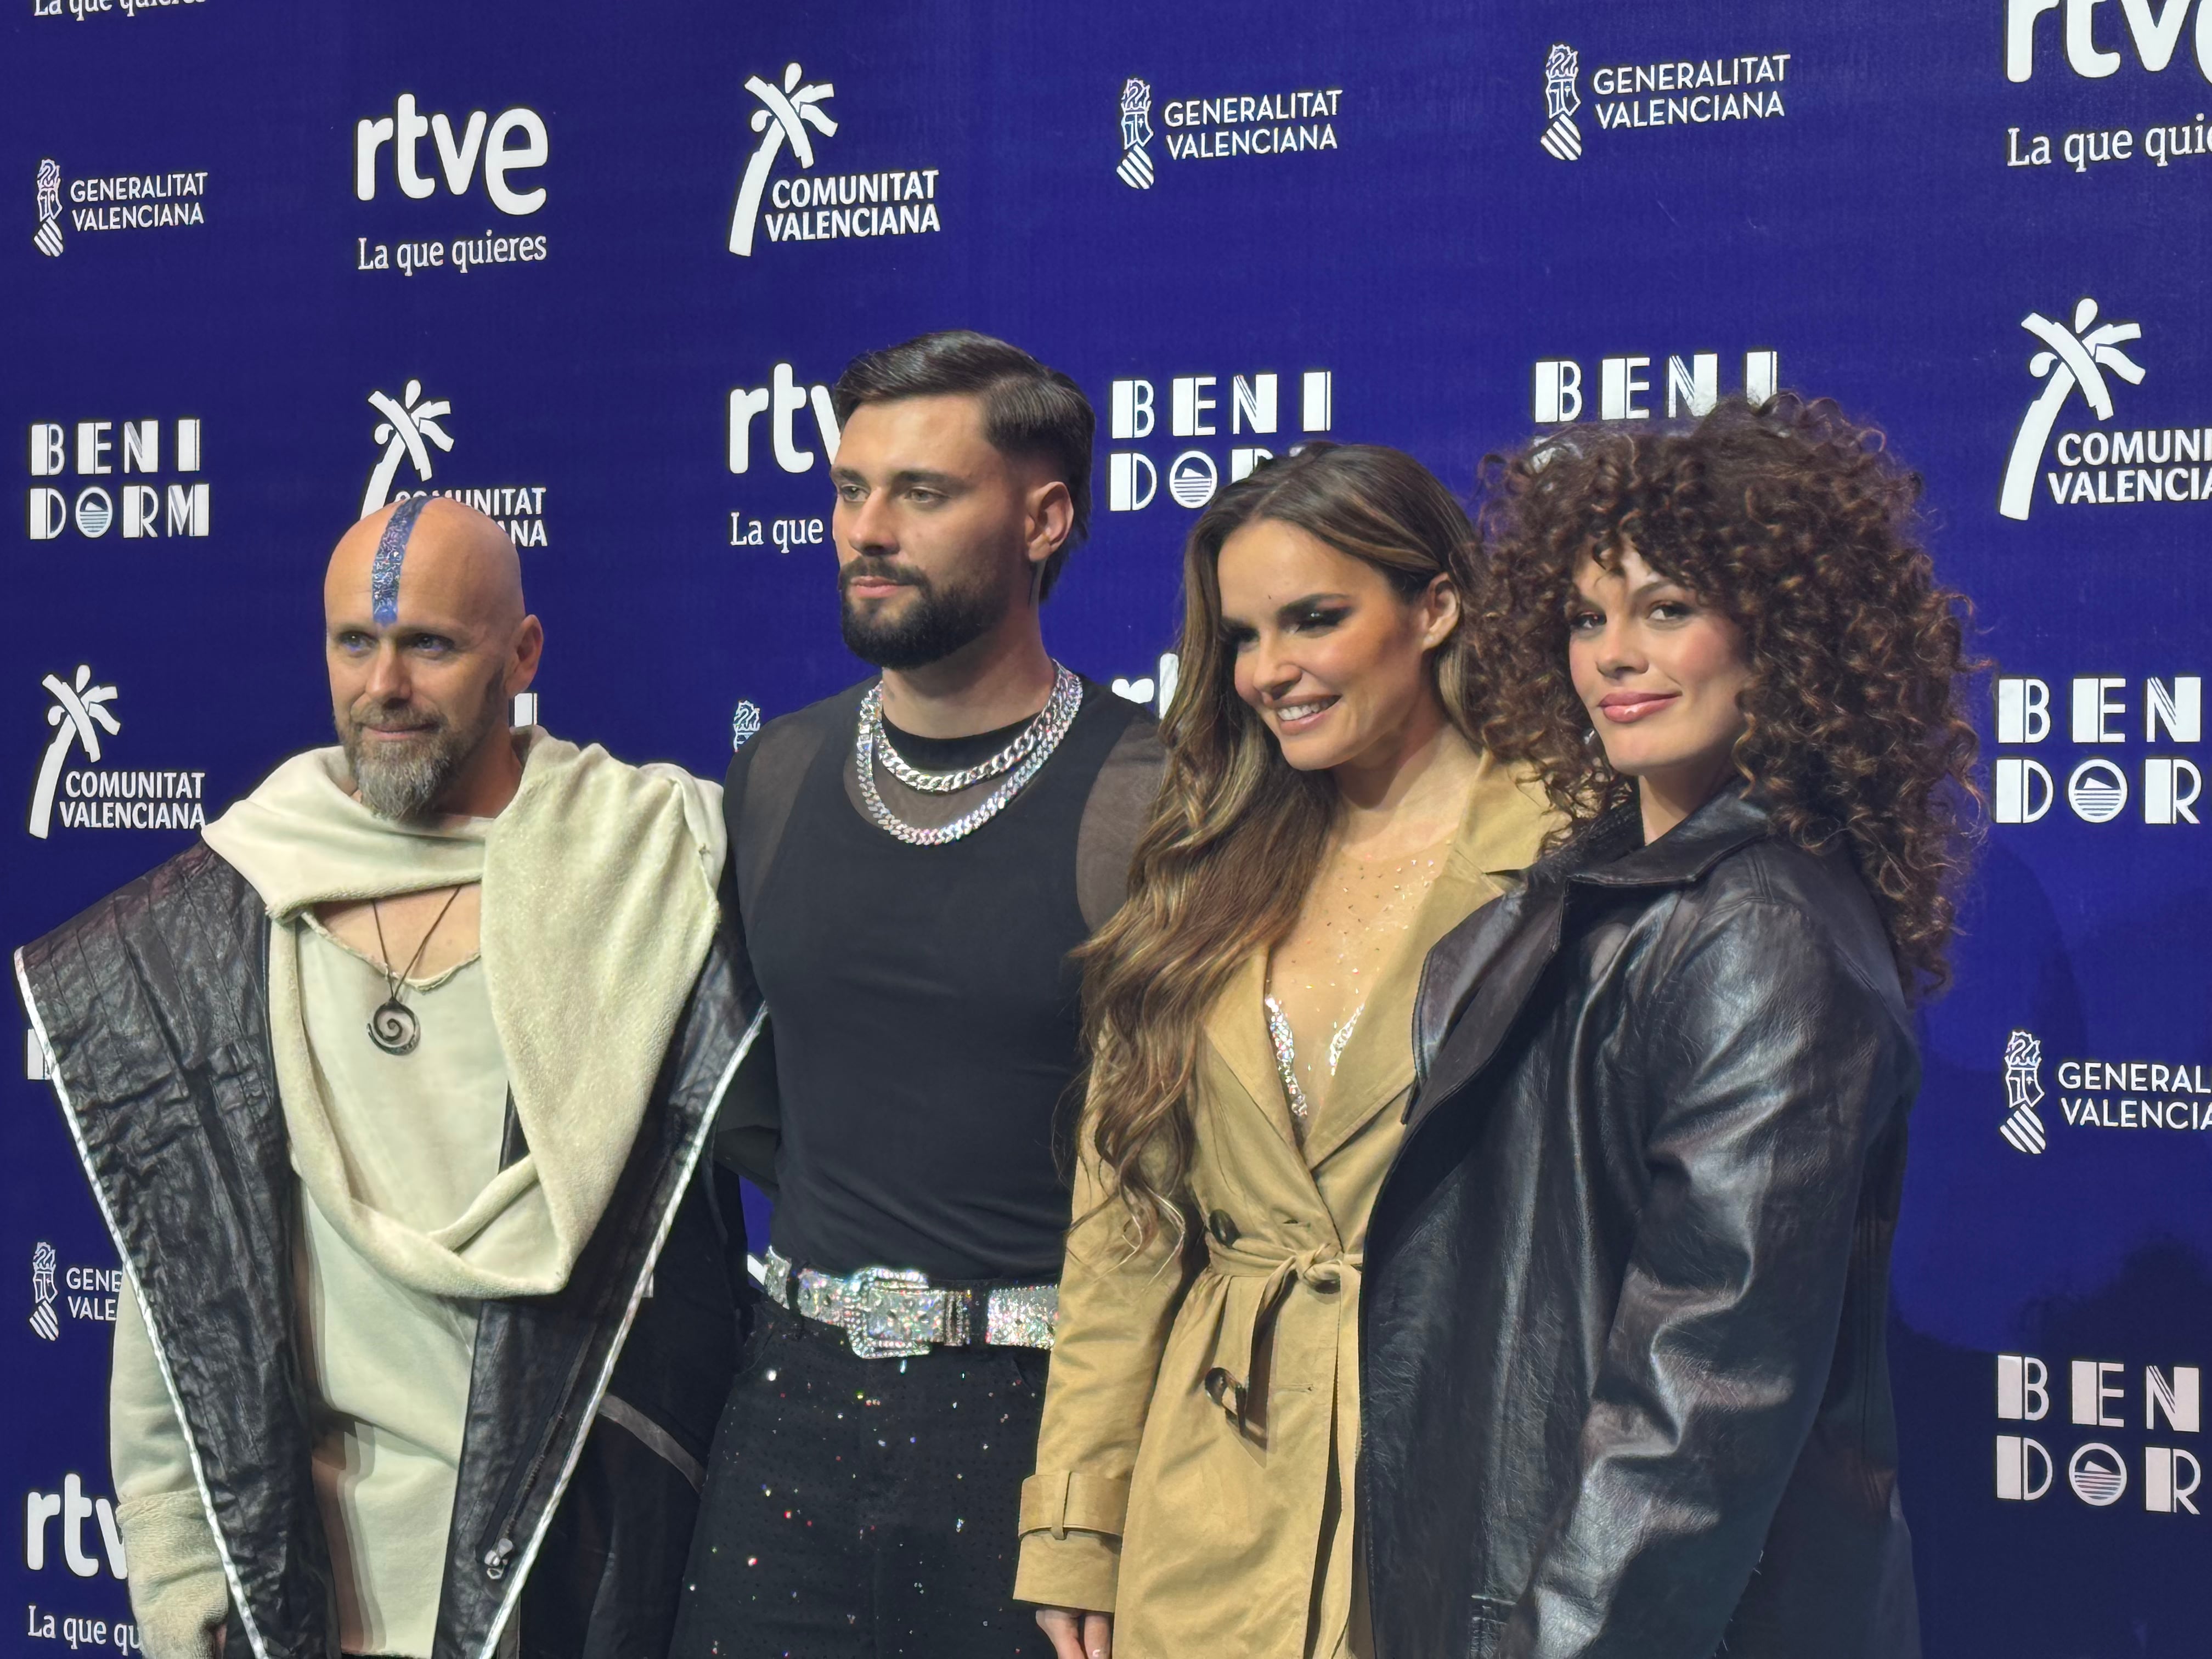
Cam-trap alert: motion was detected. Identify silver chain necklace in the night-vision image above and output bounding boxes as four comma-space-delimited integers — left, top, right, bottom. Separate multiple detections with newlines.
855, 664, 1083, 847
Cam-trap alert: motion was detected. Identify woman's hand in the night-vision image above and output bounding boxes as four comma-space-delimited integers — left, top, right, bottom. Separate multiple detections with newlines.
1035, 1606, 1112, 1659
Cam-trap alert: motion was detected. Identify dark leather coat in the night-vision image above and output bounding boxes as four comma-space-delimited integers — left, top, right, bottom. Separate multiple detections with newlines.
1361, 791, 1921, 1659
13, 844, 763, 1659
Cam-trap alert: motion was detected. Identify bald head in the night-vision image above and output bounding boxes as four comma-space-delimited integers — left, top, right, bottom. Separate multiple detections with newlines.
325, 500, 542, 820
327, 498, 526, 636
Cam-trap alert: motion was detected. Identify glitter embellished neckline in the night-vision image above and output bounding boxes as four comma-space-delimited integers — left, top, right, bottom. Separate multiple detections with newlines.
1263, 992, 1361, 1131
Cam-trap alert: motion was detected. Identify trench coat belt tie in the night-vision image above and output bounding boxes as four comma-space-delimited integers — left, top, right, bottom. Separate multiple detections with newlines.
1200, 1236, 1362, 1428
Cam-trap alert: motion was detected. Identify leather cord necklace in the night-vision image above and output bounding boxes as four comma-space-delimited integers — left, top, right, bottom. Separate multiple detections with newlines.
366, 887, 465, 1056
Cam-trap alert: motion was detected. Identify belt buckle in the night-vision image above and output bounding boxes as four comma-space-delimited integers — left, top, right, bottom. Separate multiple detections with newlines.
844, 1267, 939, 1359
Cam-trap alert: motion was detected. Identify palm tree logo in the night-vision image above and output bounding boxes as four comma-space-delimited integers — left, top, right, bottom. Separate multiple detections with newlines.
730, 63, 838, 257
362, 381, 455, 520
29, 665, 120, 839
1999, 298, 2145, 522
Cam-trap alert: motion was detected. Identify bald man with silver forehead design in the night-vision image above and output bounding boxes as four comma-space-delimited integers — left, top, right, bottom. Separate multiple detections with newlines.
15, 499, 764, 1659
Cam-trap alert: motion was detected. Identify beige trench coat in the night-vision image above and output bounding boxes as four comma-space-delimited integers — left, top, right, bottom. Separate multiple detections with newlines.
1015, 757, 1555, 1658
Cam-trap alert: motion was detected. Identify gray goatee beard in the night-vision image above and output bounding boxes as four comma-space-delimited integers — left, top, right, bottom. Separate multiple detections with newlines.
340, 684, 504, 822
350, 740, 455, 822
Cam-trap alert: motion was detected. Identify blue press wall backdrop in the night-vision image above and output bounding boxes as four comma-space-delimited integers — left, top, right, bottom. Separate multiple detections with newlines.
8, 1, 2212, 1651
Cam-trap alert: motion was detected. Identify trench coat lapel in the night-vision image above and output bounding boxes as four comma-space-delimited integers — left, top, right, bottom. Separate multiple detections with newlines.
1200, 756, 1565, 1166
1200, 949, 1301, 1154
1302, 855, 1476, 1168
1307, 755, 1557, 1166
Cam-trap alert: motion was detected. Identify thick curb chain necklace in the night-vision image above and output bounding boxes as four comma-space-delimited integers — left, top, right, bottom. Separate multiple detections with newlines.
855, 663, 1083, 847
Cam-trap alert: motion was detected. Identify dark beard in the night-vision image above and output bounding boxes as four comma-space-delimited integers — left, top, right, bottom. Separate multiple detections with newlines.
839, 560, 1006, 670
338, 678, 505, 821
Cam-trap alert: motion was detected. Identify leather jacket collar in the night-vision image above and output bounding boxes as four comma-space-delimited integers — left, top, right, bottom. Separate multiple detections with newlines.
1561, 786, 1773, 891
1410, 787, 1775, 1114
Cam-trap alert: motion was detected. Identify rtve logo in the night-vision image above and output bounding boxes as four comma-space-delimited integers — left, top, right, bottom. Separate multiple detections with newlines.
354, 94, 549, 215
726, 365, 842, 475
1534, 349, 1779, 425
24, 1475, 126, 1577
2006, 0, 2212, 81
1106, 369, 1335, 512
1991, 674, 2200, 823
1995, 1354, 2200, 1513
26, 419, 206, 540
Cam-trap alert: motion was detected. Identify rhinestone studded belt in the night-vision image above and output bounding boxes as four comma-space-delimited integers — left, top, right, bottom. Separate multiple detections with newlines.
760, 1247, 1059, 1359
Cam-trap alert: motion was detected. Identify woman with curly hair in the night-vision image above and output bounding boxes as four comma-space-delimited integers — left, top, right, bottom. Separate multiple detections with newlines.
1357, 396, 1979, 1659
1014, 444, 1556, 1659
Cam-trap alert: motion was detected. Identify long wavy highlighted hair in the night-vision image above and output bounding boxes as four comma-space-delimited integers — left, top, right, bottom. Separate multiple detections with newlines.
1078, 443, 1488, 1238
1471, 394, 1982, 997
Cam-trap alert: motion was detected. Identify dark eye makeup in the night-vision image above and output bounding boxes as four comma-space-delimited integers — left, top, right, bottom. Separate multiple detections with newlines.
1220, 594, 1353, 647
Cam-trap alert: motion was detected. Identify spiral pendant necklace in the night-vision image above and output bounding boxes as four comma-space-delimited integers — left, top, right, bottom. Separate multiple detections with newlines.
367, 887, 464, 1056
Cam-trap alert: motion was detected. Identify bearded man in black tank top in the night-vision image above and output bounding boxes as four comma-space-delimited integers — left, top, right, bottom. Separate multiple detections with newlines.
671, 332, 1164, 1659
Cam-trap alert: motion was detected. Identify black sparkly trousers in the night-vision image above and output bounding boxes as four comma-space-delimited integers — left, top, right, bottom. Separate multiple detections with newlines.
669, 1301, 1058, 1659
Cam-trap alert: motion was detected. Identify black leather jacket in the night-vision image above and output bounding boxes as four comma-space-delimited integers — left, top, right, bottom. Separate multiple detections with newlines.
1361, 791, 1921, 1659
13, 844, 763, 1659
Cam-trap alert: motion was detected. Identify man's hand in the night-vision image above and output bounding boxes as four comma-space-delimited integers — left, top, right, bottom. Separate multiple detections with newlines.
1035, 1606, 1111, 1659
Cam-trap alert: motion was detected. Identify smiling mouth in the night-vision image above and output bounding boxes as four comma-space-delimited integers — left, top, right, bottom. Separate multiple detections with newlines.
1271, 696, 1340, 731
1596, 691, 1679, 723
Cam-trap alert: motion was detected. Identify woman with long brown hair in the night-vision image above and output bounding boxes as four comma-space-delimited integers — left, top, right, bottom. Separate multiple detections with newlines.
1015, 444, 1556, 1658
1356, 396, 1979, 1658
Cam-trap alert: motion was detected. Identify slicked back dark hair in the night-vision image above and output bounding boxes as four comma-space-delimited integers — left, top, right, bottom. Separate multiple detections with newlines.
831, 330, 1094, 599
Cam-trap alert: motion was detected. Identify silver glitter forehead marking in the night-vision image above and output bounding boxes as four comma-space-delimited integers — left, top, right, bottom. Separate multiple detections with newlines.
370, 496, 430, 624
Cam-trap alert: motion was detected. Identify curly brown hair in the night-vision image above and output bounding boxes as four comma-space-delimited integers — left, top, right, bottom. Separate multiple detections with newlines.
1472, 394, 1982, 997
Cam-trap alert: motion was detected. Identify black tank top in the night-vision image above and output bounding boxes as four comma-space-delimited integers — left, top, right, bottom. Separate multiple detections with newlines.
749, 682, 1139, 1281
